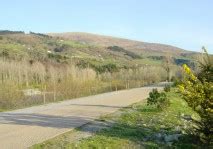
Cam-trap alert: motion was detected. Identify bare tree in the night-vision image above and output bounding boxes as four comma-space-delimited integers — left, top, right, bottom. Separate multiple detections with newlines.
162, 54, 173, 81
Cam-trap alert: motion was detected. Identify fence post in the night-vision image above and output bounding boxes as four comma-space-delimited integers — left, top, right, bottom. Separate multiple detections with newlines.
53, 91, 56, 102
43, 85, 46, 104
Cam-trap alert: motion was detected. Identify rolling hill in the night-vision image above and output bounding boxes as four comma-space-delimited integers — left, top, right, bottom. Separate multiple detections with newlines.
49, 32, 187, 55
48, 32, 200, 68
0, 30, 200, 70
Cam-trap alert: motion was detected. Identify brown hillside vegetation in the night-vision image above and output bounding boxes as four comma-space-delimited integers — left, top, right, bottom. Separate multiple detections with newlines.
49, 32, 187, 55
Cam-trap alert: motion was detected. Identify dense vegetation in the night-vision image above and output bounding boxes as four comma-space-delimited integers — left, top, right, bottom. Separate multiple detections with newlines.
179, 48, 213, 144
107, 46, 142, 59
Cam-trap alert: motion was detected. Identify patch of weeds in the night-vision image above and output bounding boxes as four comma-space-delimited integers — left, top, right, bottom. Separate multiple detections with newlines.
98, 114, 112, 122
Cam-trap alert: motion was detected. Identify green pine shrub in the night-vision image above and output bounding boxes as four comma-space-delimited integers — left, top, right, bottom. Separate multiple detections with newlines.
147, 88, 169, 109
164, 85, 171, 92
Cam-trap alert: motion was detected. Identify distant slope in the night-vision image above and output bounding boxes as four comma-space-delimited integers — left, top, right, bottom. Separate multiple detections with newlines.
49, 32, 187, 55
0, 31, 200, 70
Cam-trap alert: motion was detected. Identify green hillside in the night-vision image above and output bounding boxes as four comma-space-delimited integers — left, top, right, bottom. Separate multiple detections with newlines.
0, 31, 200, 69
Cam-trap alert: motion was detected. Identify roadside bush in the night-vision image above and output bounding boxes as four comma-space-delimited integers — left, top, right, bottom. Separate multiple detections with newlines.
178, 48, 213, 144
164, 85, 171, 92
95, 63, 118, 73
197, 47, 213, 82
172, 77, 181, 87
147, 89, 169, 109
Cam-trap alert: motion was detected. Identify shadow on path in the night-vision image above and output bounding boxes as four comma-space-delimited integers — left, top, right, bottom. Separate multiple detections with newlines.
0, 113, 92, 129
68, 104, 127, 109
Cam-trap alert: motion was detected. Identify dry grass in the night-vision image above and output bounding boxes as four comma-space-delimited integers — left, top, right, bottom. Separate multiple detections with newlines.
0, 59, 167, 111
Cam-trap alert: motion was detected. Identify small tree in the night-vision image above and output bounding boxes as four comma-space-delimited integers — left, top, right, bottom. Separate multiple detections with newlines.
147, 89, 169, 109
164, 84, 171, 92
178, 48, 213, 144
162, 54, 173, 81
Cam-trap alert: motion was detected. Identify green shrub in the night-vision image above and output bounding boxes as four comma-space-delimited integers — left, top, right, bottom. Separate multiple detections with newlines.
147, 89, 169, 109
164, 85, 171, 92
107, 46, 141, 59
172, 77, 181, 87
198, 47, 213, 82
1, 49, 9, 58
179, 48, 213, 144
92, 63, 118, 73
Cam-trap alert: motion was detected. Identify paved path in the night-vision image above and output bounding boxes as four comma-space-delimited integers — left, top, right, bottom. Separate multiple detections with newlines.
0, 86, 164, 149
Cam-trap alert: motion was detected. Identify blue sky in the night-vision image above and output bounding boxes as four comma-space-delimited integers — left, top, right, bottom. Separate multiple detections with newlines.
0, 0, 212, 53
